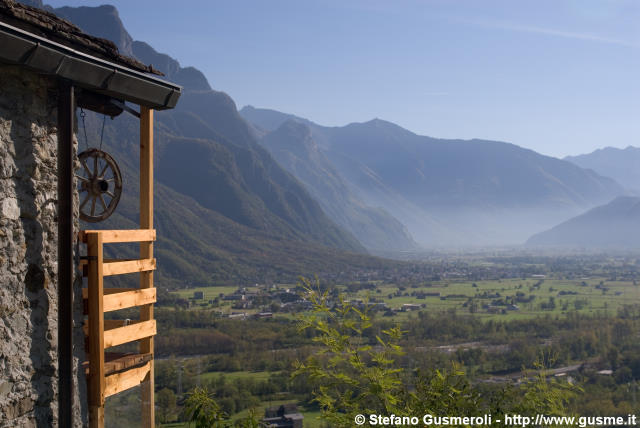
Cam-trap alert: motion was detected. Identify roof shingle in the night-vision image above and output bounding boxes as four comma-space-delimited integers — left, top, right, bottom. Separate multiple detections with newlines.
0, 0, 163, 75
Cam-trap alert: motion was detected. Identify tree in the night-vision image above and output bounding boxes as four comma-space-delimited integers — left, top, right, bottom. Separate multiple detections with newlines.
156, 388, 177, 423
184, 387, 227, 428
183, 386, 263, 427
294, 277, 578, 427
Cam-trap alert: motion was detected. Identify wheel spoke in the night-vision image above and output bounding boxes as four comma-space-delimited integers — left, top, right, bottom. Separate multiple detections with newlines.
80, 193, 90, 209
78, 150, 121, 221
93, 155, 98, 178
81, 159, 92, 177
99, 194, 108, 211
99, 163, 109, 179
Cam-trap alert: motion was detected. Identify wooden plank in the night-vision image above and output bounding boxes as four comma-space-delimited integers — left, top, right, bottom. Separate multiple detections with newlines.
84, 320, 151, 336
81, 259, 141, 277
84, 352, 154, 376
103, 319, 156, 348
140, 108, 154, 237
104, 288, 156, 312
82, 288, 136, 299
104, 353, 153, 376
102, 258, 155, 276
80, 229, 156, 244
82, 288, 156, 313
140, 105, 155, 428
87, 232, 105, 428
82, 289, 139, 315
89, 407, 104, 428
104, 361, 151, 398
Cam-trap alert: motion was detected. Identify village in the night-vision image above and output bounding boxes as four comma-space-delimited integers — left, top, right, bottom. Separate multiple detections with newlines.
163, 260, 640, 322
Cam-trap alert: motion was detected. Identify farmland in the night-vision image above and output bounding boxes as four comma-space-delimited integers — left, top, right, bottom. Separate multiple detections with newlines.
106, 253, 640, 427
166, 276, 640, 322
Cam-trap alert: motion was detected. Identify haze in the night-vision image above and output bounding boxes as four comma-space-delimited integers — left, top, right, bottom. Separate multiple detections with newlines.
45, 0, 640, 158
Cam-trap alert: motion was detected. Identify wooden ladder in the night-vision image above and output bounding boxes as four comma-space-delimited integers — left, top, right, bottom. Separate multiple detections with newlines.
80, 229, 157, 428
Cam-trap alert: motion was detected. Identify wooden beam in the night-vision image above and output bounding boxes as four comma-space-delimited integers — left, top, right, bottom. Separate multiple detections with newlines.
102, 258, 156, 276
57, 80, 74, 428
82, 288, 156, 313
103, 353, 153, 376
140, 106, 155, 428
102, 319, 156, 348
76, 90, 124, 117
83, 319, 157, 337
87, 232, 105, 428
104, 361, 152, 398
103, 288, 156, 312
82, 288, 137, 299
79, 229, 156, 244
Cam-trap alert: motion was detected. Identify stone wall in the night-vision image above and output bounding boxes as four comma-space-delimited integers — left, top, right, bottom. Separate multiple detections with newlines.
0, 66, 86, 427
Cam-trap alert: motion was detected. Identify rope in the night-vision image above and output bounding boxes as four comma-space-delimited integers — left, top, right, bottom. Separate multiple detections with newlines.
99, 114, 106, 151
79, 109, 108, 152
79, 108, 89, 151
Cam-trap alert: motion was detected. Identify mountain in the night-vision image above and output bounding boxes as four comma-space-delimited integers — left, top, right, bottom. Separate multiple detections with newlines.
240, 107, 625, 247
526, 196, 640, 248
260, 120, 417, 252
565, 146, 640, 192
241, 105, 313, 135
41, 2, 389, 286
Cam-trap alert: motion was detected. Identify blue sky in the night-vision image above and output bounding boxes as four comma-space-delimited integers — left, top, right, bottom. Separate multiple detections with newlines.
47, 0, 640, 158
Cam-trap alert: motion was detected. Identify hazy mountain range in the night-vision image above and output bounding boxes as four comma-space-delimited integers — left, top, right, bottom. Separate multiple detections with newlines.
526, 196, 640, 248
23, 0, 640, 283
242, 106, 624, 247
39, 1, 411, 286
565, 146, 640, 192
259, 120, 417, 252
524, 146, 640, 249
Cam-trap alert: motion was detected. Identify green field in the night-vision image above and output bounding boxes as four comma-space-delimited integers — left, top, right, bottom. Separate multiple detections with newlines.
344, 278, 640, 321
167, 277, 640, 322
200, 370, 276, 383
171, 285, 240, 300
158, 275, 640, 427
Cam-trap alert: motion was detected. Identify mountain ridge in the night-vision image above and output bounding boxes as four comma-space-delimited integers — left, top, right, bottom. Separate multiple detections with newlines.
41, 2, 390, 286
526, 196, 640, 248
241, 106, 625, 247
565, 146, 640, 192
261, 119, 418, 251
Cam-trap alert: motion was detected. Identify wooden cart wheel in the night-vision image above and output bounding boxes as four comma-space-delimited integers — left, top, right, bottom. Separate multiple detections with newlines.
76, 148, 122, 222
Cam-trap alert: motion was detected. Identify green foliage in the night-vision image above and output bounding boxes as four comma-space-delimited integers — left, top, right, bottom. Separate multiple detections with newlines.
294, 277, 406, 426
156, 388, 177, 424
294, 277, 579, 427
517, 362, 579, 417
184, 387, 227, 428
183, 386, 264, 428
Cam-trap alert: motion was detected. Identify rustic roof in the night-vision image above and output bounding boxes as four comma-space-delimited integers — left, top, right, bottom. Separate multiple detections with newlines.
0, 0, 163, 75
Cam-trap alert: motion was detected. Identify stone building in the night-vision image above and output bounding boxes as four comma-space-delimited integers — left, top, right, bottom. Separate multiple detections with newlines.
0, 1, 180, 426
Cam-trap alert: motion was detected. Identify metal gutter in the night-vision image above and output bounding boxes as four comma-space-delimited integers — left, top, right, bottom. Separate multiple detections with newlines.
0, 20, 181, 110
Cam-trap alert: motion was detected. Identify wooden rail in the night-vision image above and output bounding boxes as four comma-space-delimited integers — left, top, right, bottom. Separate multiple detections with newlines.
81, 228, 157, 428
82, 288, 156, 313
79, 229, 156, 243
102, 258, 156, 276
105, 361, 152, 397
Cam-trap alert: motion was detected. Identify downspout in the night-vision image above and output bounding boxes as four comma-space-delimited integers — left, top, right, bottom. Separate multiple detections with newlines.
57, 79, 74, 427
